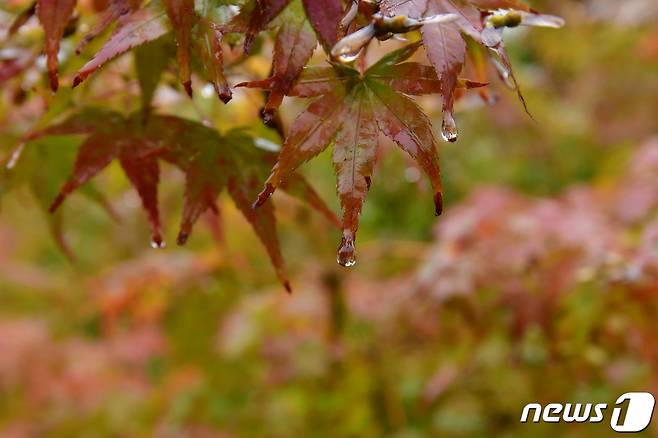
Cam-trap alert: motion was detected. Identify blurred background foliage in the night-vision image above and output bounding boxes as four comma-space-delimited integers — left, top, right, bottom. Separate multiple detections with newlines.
1, 0, 658, 436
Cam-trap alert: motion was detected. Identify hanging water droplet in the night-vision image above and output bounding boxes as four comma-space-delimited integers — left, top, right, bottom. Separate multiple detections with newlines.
481, 26, 503, 48
151, 236, 166, 249
441, 112, 458, 143
331, 25, 375, 64
492, 57, 515, 89
337, 48, 364, 64
337, 236, 357, 267
261, 108, 275, 125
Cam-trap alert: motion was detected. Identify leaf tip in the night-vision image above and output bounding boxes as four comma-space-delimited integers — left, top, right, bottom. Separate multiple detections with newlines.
49, 193, 66, 214
434, 192, 444, 217
49, 73, 59, 93
253, 183, 275, 209
150, 234, 165, 249
183, 81, 193, 98
219, 92, 232, 104
177, 231, 189, 246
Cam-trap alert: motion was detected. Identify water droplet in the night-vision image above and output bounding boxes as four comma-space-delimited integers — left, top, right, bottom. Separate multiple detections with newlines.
337, 48, 364, 64
151, 236, 166, 249
481, 26, 503, 48
337, 236, 357, 267
441, 112, 458, 143
261, 108, 275, 125
331, 25, 375, 64
492, 58, 515, 89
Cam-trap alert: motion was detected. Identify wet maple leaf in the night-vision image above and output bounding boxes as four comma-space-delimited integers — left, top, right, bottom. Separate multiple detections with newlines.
23, 109, 338, 291
75, 0, 140, 54
36, 0, 77, 91
301, 0, 343, 50
236, 1, 318, 121
6, 0, 343, 108
162, 0, 195, 96
1, 131, 117, 261
73, 5, 169, 88
195, 18, 232, 103
250, 43, 484, 266
226, 0, 340, 53
229, 0, 292, 55
198, 0, 342, 111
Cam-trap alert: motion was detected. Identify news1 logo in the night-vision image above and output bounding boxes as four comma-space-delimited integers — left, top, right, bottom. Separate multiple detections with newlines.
520, 392, 656, 432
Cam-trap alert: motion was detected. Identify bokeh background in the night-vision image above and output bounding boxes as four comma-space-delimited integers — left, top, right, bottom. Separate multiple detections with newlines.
1, 0, 658, 436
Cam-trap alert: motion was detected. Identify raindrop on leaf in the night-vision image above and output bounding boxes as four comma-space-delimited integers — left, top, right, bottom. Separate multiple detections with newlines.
441, 112, 458, 143
337, 236, 357, 267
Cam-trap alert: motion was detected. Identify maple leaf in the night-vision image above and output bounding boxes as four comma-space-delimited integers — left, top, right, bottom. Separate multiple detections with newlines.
236, 1, 317, 121
36, 0, 77, 91
21, 110, 338, 290
73, 5, 169, 88
349, 0, 564, 138
1, 132, 117, 260
162, 0, 195, 96
224, 0, 345, 115
301, 0, 343, 50
222, 0, 290, 55
228, 0, 343, 54
134, 37, 172, 114
251, 43, 484, 267
75, 0, 140, 54
7, 0, 342, 107
195, 18, 232, 103
26, 109, 165, 246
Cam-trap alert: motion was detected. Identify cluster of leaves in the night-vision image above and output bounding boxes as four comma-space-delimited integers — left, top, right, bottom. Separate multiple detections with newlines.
1, 0, 563, 287
11, 109, 339, 290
